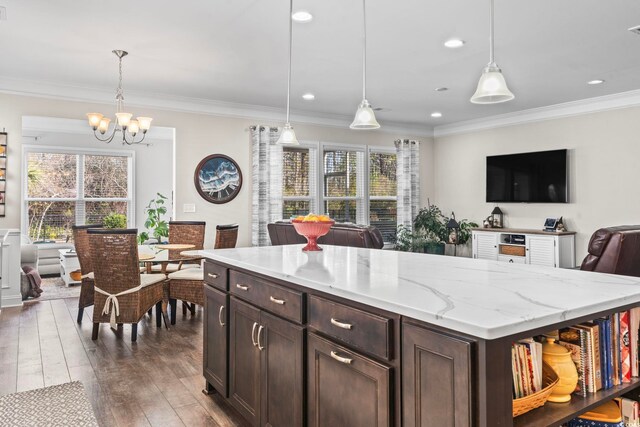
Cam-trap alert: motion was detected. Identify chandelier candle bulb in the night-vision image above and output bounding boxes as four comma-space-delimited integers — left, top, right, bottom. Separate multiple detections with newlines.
137, 117, 153, 131
116, 112, 132, 128
128, 119, 140, 135
98, 118, 110, 134
87, 113, 103, 129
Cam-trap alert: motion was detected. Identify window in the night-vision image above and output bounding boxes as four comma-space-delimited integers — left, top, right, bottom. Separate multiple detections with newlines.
283, 146, 317, 218
24, 148, 133, 243
281, 142, 397, 243
369, 150, 397, 243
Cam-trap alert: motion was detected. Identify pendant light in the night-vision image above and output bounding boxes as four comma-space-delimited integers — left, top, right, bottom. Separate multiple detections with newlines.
470, 0, 515, 104
276, 0, 299, 145
350, 0, 380, 130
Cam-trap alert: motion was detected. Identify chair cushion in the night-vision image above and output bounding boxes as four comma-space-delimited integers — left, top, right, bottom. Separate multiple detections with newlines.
140, 274, 165, 288
168, 268, 204, 281
150, 263, 200, 273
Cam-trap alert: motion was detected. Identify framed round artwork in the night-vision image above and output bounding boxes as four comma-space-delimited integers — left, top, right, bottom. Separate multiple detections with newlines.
194, 154, 243, 204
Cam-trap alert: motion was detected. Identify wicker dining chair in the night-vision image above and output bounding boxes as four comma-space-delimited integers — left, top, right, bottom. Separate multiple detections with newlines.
149, 221, 206, 274
214, 223, 239, 249
167, 223, 239, 324
88, 228, 165, 342
72, 224, 102, 323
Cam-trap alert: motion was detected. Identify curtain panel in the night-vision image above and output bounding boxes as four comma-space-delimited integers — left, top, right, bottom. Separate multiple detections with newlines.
251, 125, 283, 246
395, 139, 420, 229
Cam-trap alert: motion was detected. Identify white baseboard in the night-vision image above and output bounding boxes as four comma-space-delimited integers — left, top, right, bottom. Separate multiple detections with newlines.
1, 294, 23, 308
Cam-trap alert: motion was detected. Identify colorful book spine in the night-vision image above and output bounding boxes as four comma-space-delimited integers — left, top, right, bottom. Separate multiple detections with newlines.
621, 310, 632, 383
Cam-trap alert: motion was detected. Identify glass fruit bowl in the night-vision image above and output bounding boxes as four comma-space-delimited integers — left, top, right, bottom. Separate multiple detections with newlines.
291, 219, 335, 251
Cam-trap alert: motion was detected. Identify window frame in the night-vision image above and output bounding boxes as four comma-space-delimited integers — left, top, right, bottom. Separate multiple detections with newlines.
282, 141, 318, 215
21, 144, 136, 239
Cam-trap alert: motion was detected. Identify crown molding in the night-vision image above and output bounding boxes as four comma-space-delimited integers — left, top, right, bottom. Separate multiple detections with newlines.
434, 89, 640, 138
0, 75, 432, 137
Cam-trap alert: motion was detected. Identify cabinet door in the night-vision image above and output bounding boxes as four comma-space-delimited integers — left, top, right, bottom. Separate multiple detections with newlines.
526, 236, 556, 267
229, 297, 261, 427
308, 332, 391, 427
402, 323, 472, 427
260, 311, 304, 427
473, 233, 498, 260
203, 285, 228, 397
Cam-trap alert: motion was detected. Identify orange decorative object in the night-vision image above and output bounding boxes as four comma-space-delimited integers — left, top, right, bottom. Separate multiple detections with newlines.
291, 216, 335, 251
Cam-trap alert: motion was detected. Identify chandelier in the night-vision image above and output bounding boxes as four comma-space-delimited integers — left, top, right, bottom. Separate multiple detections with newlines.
86, 50, 153, 145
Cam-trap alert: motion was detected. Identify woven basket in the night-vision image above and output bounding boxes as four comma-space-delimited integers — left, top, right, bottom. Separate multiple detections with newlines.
513, 362, 559, 417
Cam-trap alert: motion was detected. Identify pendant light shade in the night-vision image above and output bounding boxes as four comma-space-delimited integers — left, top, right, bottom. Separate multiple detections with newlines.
350, 99, 380, 129
470, 0, 514, 105
277, 0, 299, 145
470, 63, 514, 104
350, 0, 380, 130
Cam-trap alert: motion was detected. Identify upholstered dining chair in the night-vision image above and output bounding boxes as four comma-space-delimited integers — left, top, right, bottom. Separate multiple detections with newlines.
167, 223, 239, 324
72, 224, 102, 323
88, 228, 165, 342
150, 221, 206, 274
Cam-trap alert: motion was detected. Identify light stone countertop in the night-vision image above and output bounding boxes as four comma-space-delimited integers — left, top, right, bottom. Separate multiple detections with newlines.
193, 245, 640, 340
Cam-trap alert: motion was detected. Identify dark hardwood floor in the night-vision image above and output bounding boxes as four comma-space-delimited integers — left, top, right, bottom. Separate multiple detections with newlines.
0, 297, 245, 427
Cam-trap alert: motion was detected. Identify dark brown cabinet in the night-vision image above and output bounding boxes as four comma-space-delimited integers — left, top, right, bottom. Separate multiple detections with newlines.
203, 285, 229, 397
229, 296, 304, 427
307, 332, 391, 427
402, 322, 473, 427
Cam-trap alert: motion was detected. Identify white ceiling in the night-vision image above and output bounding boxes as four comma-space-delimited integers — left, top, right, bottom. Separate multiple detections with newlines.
1, 0, 640, 132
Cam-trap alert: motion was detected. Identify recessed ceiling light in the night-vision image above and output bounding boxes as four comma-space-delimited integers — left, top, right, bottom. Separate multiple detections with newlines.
435, 87, 449, 92
292, 10, 313, 23
431, 112, 443, 118
587, 79, 605, 85
444, 39, 465, 48
302, 93, 315, 101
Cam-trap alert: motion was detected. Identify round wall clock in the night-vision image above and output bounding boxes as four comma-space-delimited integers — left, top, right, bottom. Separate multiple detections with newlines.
194, 154, 243, 204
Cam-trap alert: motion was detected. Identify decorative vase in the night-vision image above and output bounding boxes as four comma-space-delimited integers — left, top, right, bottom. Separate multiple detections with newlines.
542, 337, 578, 403
291, 220, 334, 251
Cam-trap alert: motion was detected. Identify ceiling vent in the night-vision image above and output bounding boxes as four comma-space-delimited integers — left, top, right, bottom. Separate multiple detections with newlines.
629, 25, 640, 36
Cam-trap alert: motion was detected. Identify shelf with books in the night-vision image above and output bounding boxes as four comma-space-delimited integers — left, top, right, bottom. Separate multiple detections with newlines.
513, 377, 640, 427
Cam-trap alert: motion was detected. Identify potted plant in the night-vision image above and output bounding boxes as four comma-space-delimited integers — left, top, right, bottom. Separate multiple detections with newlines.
138, 193, 169, 244
103, 213, 127, 229
413, 204, 448, 255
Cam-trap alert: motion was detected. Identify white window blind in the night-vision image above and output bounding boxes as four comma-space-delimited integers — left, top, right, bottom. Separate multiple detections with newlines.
283, 145, 317, 218
323, 147, 366, 224
369, 149, 397, 243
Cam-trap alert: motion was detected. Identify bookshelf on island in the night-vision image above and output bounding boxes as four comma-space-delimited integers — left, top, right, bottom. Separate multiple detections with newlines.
193, 244, 640, 427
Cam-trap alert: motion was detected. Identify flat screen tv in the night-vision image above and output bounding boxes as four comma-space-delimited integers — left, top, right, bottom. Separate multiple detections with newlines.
486, 149, 568, 203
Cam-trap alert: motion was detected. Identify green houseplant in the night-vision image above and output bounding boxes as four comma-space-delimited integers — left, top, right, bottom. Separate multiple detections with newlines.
413, 204, 448, 254
103, 213, 127, 229
138, 193, 169, 244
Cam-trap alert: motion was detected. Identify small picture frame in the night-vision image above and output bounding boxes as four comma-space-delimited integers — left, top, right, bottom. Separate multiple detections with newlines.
543, 218, 558, 231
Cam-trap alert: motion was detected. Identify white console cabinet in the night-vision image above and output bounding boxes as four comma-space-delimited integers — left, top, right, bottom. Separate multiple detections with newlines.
472, 228, 576, 269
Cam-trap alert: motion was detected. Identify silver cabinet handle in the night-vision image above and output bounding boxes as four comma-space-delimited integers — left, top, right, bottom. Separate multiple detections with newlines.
236, 283, 249, 291
330, 318, 353, 330
509, 259, 514, 263
330, 351, 353, 365
207, 273, 218, 279
269, 296, 285, 305
218, 305, 225, 327
251, 322, 258, 347
257, 325, 264, 351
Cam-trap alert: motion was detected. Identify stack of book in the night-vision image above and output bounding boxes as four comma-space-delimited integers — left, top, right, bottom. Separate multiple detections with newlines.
512, 339, 543, 398
557, 308, 640, 396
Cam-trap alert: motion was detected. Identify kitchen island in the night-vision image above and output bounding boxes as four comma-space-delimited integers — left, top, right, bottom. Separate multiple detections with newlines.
196, 244, 640, 427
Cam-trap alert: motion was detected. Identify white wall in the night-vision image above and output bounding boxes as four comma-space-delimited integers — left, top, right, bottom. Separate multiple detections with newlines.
433, 107, 640, 261
20, 129, 173, 230
0, 93, 434, 248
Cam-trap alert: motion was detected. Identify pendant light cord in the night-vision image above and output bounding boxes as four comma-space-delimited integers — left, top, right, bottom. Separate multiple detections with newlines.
489, 0, 494, 64
286, 0, 293, 124
362, 0, 367, 100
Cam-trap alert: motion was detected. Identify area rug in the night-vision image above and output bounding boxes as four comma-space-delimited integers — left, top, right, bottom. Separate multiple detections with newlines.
0, 381, 98, 426
24, 277, 80, 303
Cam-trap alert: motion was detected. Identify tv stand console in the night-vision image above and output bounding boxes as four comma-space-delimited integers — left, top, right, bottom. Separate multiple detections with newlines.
471, 228, 576, 268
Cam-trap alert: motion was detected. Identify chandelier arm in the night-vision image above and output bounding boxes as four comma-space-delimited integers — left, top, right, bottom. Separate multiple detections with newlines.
121, 130, 148, 146
92, 127, 118, 143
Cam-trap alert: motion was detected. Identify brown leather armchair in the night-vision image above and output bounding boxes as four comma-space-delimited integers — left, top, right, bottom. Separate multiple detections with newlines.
580, 226, 640, 276
268, 221, 385, 249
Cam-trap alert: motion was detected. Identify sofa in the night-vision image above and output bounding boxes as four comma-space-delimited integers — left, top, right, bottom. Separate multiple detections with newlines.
580, 226, 640, 276
267, 221, 384, 249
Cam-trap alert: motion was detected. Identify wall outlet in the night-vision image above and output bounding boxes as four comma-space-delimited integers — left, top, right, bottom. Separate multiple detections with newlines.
183, 203, 196, 213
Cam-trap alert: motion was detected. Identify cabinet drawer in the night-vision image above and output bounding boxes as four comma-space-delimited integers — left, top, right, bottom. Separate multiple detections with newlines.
498, 255, 526, 264
229, 271, 304, 324
308, 295, 392, 360
204, 261, 228, 291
